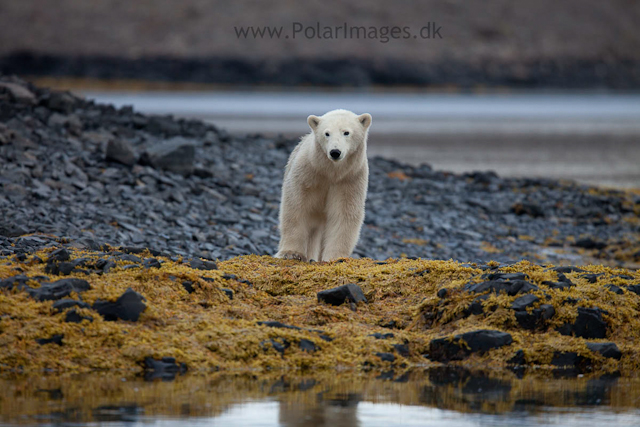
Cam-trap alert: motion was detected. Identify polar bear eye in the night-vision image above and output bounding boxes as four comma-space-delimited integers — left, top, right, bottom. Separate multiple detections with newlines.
344, 131, 350, 136
325, 132, 330, 137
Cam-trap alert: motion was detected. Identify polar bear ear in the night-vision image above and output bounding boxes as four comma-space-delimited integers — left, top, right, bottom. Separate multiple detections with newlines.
358, 113, 372, 129
307, 115, 320, 130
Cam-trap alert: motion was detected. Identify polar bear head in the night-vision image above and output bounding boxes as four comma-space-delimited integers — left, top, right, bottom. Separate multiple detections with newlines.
307, 109, 372, 162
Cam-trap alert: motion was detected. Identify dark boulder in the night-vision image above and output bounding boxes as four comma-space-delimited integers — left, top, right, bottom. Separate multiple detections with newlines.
369, 332, 394, 340
586, 342, 622, 360
466, 280, 538, 296
317, 284, 367, 306
558, 307, 607, 339
93, 288, 146, 321
428, 330, 513, 362
28, 278, 91, 301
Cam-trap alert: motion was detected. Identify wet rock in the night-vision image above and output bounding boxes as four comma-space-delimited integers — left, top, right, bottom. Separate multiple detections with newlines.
257, 321, 301, 330
393, 344, 410, 357
317, 284, 367, 306
482, 272, 528, 281
105, 139, 136, 166
507, 349, 526, 365
261, 338, 290, 355
93, 288, 146, 321
369, 332, 394, 340
48, 248, 70, 262
298, 339, 317, 353
28, 278, 91, 301
52, 299, 91, 312
47, 91, 77, 113
36, 334, 64, 346
182, 280, 195, 293
144, 137, 195, 175
627, 285, 640, 296
466, 280, 538, 296
511, 294, 539, 311
0, 274, 31, 290
605, 284, 624, 295
551, 266, 585, 273
582, 273, 605, 284
437, 288, 448, 298
143, 258, 161, 269
65, 309, 93, 323
376, 352, 396, 362
189, 259, 217, 270
468, 294, 490, 315
428, 330, 513, 362
221, 288, 233, 299
143, 357, 187, 381
558, 307, 607, 339
543, 281, 575, 290
586, 342, 622, 360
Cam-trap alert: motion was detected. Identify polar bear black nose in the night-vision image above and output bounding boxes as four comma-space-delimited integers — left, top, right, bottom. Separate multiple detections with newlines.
330, 149, 341, 160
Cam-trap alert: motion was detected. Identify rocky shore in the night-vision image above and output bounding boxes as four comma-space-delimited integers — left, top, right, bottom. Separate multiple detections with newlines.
0, 76, 639, 376
1, 76, 638, 266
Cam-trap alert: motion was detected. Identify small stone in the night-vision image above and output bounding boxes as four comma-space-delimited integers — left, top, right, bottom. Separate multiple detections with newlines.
558, 307, 607, 339
36, 334, 64, 346
221, 288, 233, 299
507, 349, 526, 365
143, 258, 161, 269
574, 238, 607, 250
466, 280, 538, 296
143, 357, 187, 381
369, 332, 394, 340
437, 288, 448, 298
317, 284, 367, 306
182, 281, 195, 293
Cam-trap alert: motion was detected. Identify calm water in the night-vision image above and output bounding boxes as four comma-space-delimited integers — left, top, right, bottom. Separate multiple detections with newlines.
81, 90, 640, 188
2, 368, 640, 426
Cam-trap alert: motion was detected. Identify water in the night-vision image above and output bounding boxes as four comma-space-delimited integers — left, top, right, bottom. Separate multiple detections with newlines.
3, 369, 640, 426
80, 90, 640, 188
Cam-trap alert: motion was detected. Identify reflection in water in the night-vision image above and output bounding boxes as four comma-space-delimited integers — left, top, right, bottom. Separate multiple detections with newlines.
1, 368, 640, 426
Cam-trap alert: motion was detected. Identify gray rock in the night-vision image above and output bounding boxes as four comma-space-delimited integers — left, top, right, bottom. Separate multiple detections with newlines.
106, 139, 136, 166
144, 137, 195, 175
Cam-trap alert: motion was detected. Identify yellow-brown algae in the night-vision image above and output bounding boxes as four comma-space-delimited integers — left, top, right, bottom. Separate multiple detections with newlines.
0, 249, 639, 374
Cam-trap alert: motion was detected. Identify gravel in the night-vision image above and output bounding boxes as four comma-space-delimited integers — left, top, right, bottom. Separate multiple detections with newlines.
0, 76, 639, 265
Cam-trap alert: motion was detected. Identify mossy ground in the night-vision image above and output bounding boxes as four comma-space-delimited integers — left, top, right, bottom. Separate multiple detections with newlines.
1, 248, 639, 375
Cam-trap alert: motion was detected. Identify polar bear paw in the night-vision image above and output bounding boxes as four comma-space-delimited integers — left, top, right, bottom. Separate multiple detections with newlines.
276, 251, 308, 262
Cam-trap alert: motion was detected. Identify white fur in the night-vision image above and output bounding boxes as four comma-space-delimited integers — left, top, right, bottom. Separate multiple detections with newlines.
275, 109, 371, 262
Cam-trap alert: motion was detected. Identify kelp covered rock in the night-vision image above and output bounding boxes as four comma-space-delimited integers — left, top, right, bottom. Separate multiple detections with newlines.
0, 247, 639, 375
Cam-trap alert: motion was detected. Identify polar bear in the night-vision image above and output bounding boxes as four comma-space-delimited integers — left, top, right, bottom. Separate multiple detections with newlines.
275, 109, 372, 262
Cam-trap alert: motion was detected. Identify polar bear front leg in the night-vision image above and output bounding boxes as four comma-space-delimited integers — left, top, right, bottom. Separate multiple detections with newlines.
321, 181, 367, 261
276, 204, 309, 262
